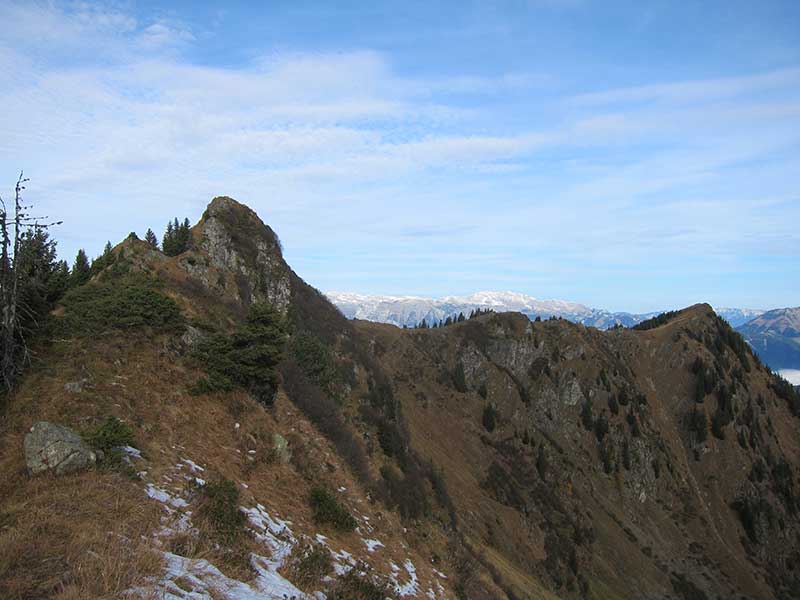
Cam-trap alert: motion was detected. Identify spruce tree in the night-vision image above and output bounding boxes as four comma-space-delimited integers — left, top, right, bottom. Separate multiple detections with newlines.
162, 221, 175, 256
144, 228, 159, 249
179, 218, 191, 252
70, 249, 91, 287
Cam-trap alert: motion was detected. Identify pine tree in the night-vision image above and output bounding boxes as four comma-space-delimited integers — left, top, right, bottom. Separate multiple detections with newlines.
90, 241, 115, 276
144, 228, 159, 249
162, 221, 175, 256
178, 218, 191, 251
70, 249, 91, 287
48, 260, 70, 303
162, 217, 190, 256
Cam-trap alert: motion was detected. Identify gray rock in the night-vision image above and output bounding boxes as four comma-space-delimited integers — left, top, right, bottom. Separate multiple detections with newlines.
180, 325, 205, 350
272, 432, 291, 464
64, 379, 88, 393
24, 422, 97, 475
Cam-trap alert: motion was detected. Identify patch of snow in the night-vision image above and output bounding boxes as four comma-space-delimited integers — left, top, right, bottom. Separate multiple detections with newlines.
122, 445, 142, 459
181, 458, 205, 473
393, 559, 419, 597
363, 538, 384, 553
145, 484, 188, 509
241, 504, 297, 568
154, 551, 307, 600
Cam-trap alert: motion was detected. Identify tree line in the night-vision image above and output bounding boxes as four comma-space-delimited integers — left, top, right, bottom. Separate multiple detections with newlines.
0, 173, 194, 395
408, 308, 494, 329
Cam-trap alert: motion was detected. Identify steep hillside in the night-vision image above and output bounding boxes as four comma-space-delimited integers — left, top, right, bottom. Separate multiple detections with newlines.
356, 306, 800, 599
737, 307, 800, 371
2, 197, 799, 600
0, 197, 454, 600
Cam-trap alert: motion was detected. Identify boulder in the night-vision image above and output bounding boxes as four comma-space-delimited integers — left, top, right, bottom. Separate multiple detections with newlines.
24, 421, 97, 475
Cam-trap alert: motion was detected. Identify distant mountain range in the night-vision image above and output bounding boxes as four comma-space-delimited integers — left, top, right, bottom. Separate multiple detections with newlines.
326, 291, 800, 380
737, 307, 800, 373
326, 290, 764, 330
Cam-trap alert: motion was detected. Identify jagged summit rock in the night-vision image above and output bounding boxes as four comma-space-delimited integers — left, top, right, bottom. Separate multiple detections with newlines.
192, 196, 291, 310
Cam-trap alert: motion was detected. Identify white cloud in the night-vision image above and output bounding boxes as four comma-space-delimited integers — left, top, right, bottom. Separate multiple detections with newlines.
570, 67, 800, 107
0, 0, 798, 312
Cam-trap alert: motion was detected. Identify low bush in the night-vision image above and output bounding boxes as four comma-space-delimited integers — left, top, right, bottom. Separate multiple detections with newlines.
196, 479, 248, 544
309, 487, 356, 531
83, 417, 135, 452
327, 564, 396, 600
287, 543, 332, 590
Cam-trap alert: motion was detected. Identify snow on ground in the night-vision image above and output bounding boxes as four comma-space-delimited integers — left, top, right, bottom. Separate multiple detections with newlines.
135, 454, 449, 599
157, 551, 307, 600
393, 559, 420, 597
363, 538, 384, 552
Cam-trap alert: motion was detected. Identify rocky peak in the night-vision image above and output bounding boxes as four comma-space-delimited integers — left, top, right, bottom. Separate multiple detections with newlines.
189, 196, 292, 311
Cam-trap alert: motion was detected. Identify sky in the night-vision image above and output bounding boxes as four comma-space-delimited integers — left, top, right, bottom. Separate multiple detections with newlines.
0, 1, 798, 313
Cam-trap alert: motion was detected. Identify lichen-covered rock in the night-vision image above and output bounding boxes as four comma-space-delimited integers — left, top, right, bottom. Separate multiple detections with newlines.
272, 433, 291, 464
24, 421, 97, 475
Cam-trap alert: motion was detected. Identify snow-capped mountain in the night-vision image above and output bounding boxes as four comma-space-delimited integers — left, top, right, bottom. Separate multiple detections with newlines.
326, 291, 660, 330
327, 291, 768, 331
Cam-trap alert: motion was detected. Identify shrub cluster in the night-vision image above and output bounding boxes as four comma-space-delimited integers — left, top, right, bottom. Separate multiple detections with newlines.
83, 417, 134, 452
58, 273, 183, 335
308, 487, 357, 531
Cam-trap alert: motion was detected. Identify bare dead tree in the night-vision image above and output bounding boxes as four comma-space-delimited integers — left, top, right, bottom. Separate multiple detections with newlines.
0, 172, 61, 393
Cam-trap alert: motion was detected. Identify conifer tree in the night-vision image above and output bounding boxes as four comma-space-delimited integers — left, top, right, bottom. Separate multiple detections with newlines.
90, 241, 115, 276
179, 217, 191, 250
162, 221, 175, 255
144, 228, 159, 249
70, 249, 91, 287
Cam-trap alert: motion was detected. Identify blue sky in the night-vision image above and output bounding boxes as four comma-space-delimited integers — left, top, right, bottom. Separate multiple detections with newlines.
1, 1, 798, 313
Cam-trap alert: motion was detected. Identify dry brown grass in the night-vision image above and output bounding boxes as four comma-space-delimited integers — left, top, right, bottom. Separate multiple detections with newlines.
0, 318, 451, 600
0, 463, 163, 599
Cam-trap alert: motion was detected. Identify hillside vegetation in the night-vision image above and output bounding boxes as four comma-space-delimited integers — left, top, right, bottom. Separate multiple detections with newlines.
1, 196, 799, 600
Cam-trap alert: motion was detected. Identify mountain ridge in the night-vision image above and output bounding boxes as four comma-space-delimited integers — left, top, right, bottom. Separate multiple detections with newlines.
2, 196, 800, 600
